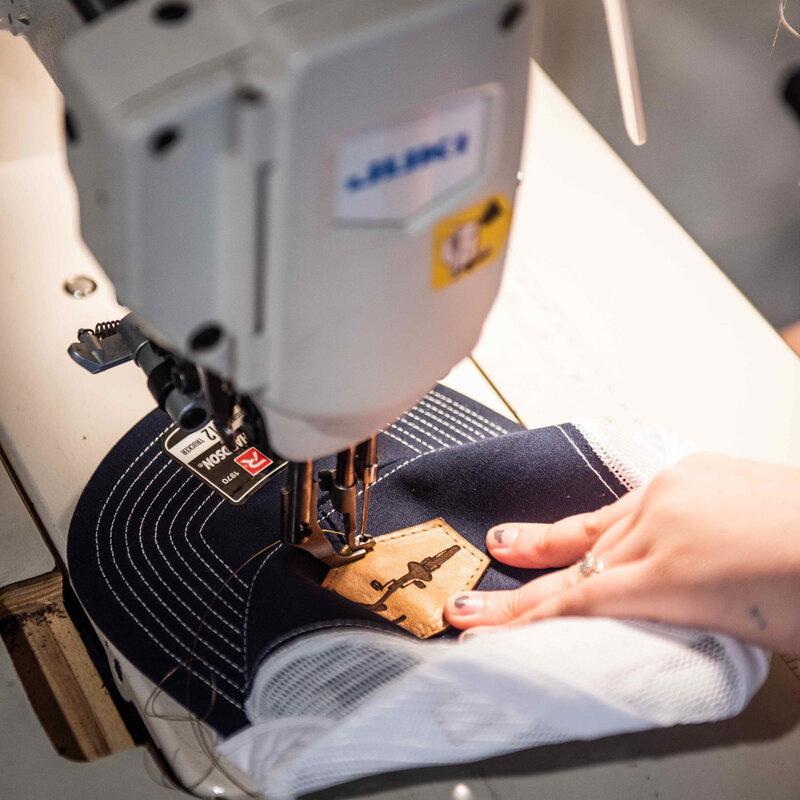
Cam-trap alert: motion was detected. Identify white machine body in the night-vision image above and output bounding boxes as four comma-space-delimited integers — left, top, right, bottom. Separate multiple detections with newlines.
4, 0, 533, 459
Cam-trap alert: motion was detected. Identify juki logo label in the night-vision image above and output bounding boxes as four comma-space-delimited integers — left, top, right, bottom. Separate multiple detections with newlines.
234, 447, 273, 476
344, 132, 470, 193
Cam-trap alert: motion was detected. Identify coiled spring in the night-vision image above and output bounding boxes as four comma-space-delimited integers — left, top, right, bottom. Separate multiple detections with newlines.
79, 319, 121, 340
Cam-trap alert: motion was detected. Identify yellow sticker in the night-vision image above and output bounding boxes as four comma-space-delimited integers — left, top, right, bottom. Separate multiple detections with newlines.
432, 194, 513, 289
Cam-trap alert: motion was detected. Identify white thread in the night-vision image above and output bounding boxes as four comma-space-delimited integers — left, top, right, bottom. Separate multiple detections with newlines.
381, 429, 425, 456
182, 493, 247, 603
417, 400, 482, 441
196, 498, 249, 592
161, 481, 245, 632
314, 391, 506, 519
317, 396, 507, 526
385, 423, 434, 453
122, 461, 244, 671
556, 425, 620, 500
393, 417, 450, 449
428, 391, 508, 435
141, 470, 244, 642
105, 443, 243, 690
318, 451, 429, 524
430, 390, 509, 434
405, 410, 465, 446
417, 403, 492, 443
92, 428, 245, 708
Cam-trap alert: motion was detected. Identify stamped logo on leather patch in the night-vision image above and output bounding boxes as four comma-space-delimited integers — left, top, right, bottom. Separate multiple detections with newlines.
322, 518, 489, 639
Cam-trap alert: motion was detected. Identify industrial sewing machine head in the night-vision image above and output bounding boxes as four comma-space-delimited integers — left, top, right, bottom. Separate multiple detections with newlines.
6, 0, 641, 567
21, 0, 533, 566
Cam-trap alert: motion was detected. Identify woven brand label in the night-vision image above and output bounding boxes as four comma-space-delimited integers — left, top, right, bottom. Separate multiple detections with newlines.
323, 518, 489, 638
161, 407, 286, 504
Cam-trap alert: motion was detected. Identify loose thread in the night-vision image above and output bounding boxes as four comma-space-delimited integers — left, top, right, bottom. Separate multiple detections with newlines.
773, 0, 800, 56
144, 541, 282, 797
142, 438, 393, 793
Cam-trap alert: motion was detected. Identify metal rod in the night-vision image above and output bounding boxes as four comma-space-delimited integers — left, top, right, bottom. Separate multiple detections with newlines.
603, 0, 647, 146
356, 435, 378, 538
282, 460, 314, 545
333, 447, 358, 549
336, 446, 356, 488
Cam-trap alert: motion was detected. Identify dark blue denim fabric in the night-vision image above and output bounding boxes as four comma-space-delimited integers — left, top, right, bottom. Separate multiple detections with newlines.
68, 386, 627, 736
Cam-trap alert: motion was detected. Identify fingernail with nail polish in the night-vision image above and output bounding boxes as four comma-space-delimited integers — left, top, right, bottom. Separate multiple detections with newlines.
491, 527, 517, 547
453, 594, 483, 614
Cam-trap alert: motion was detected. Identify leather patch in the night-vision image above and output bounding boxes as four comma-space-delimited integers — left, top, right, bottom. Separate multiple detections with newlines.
322, 518, 489, 639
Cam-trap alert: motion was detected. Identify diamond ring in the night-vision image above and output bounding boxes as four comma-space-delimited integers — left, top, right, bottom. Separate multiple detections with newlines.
576, 550, 605, 580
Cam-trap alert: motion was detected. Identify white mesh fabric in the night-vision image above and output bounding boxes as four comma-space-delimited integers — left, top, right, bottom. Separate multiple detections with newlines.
246, 631, 420, 722
218, 423, 769, 799
222, 623, 768, 799
570, 418, 699, 490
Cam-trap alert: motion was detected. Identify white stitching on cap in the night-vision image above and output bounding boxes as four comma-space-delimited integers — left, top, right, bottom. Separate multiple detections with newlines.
181, 492, 247, 603
381, 429, 425, 456
318, 450, 428, 524
394, 417, 449, 449
195, 498, 249, 592
317, 393, 513, 526
429, 390, 508, 435
93, 429, 245, 706
385, 424, 433, 453
106, 440, 243, 689
556, 425, 620, 500
390, 418, 442, 452
123, 462, 244, 663
145, 472, 245, 635
161, 480, 245, 632
418, 399, 483, 440
316, 391, 487, 518
405, 410, 465, 446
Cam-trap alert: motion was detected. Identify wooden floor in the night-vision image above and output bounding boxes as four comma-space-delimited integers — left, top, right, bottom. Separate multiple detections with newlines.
0, 571, 134, 761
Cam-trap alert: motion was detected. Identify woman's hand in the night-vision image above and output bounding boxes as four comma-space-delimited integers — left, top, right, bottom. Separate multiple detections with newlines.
444, 453, 800, 651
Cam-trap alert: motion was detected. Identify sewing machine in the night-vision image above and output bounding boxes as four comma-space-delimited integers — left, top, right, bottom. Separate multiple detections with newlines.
5, 0, 531, 566
2, 0, 645, 569
5, 4, 800, 799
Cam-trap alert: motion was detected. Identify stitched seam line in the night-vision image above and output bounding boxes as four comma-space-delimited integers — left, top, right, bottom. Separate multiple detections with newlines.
418, 399, 484, 439
405, 410, 464, 446
92, 425, 245, 708
382, 427, 430, 455
162, 481, 244, 630
429, 390, 509, 435
122, 462, 244, 672
317, 389, 509, 519
394, 417, 450, 448
195, 497, 248, 592
181, 493, 247, 603
382, 429, 424, 455
556, 425, 620, 500
144, 470, 243, 644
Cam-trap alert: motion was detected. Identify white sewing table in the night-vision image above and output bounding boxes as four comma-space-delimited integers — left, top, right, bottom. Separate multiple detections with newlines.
2, 33, 800, 799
